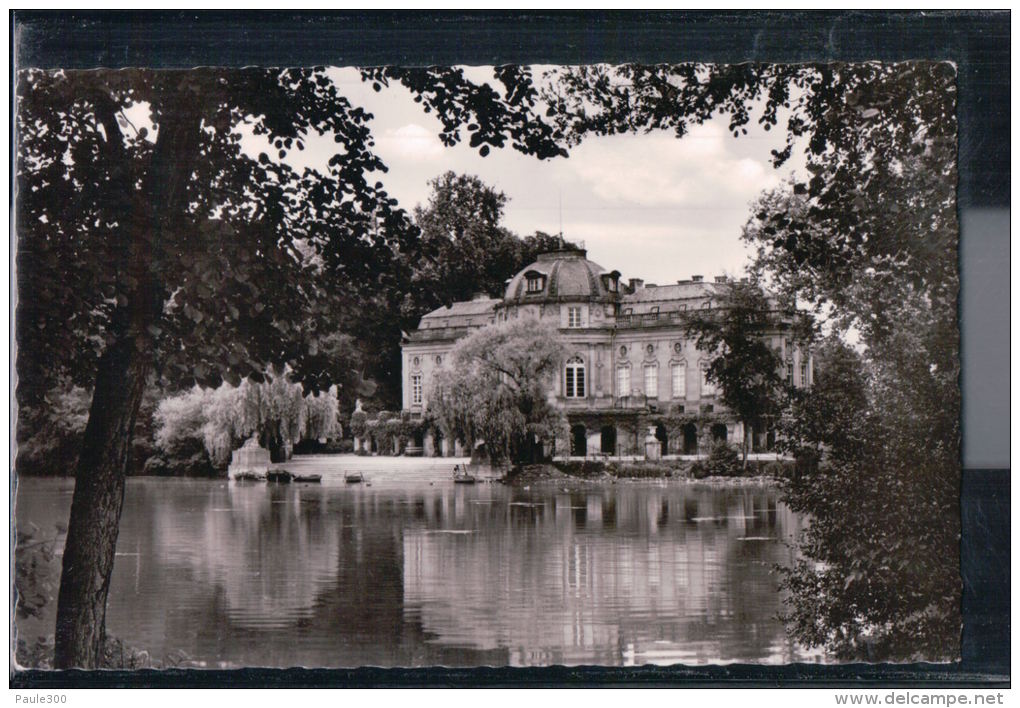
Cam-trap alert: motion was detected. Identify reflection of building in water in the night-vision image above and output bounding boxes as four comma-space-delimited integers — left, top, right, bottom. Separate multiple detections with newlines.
18, 479, 809, 668
402, 486, 804, 665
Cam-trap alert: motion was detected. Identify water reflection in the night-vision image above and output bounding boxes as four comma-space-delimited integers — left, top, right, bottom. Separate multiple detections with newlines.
15, 475, 812, 668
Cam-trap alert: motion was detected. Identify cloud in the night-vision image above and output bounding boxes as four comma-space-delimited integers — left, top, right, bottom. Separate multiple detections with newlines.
566, 123, 782, 209
376, 123, 445, 162
561, 219, 756, 286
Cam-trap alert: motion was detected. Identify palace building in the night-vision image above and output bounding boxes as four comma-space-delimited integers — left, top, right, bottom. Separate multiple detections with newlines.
400, 247, 811, 459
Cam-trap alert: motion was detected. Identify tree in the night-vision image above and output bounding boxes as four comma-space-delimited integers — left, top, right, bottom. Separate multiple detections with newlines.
427, 318, 567, 466
411, 172, 524, 306
733, 74, 961, 659
343, 177, 583, 409
778, 337, 871, 466
16, 65, 564, 667
546, 62, 960, 659
155, 373, 340, 467
682, 281, 793, 467
778, 329, 959, 660
519, 230, 583, 264
342, 172, 526, 407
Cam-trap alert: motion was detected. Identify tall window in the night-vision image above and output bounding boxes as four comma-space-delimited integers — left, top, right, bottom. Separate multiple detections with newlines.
567, 306, 583, 328
701, 362, 716, 396
564, 356, 586, 398
786, 362, 794, 383
526, 275, 543, 293
617, 364, 631, 397
672, 363, 686, 398
411, 374, 423, 405
644, 363, 658, 398
800, 360, 809, 388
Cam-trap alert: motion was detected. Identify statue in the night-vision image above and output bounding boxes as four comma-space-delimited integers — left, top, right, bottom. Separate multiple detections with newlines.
644, 426, 662, 461
228, 435, 271, 480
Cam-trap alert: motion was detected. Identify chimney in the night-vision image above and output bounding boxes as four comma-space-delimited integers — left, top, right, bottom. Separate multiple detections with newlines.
628, 278, 644, 291
691, 275, 703, 282
715, 276, 728, 283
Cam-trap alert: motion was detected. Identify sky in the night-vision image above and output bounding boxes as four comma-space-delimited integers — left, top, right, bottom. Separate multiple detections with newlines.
244, 66, 807, 286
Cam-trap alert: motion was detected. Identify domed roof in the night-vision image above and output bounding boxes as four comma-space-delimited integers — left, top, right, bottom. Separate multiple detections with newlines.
504, 249, 620, 304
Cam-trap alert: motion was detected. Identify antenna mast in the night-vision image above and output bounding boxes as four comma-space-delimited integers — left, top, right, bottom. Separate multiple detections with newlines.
558, 191, 563, 239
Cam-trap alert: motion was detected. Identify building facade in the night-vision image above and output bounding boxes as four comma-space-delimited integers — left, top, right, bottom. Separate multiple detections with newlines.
401, 248, 811, 459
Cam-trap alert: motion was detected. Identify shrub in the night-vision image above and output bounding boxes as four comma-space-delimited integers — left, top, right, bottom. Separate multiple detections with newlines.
349, 410, 368, 438
141, 447, 219, 478
554, 460, 606, 478
611, 463, 674, 479
292, 438, 353, 455
763, 460, 792, 478
691, 442, 742, 478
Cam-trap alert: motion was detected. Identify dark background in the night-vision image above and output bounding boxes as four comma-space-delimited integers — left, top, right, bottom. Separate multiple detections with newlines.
10, 10, 1009, 687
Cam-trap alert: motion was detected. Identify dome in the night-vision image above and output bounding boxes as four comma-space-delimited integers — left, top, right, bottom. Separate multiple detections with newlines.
503, 248, 621, 304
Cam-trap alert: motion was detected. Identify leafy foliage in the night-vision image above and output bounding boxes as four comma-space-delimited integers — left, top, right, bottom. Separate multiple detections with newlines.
779, 337, 870, 465
14, 523, 65, 620
410, 172, 524, 307
346, 172, 581, 408
16, 65, 568, 667
428, 318, 568, 465
15, 386, 91, 476
682, 281, 793, 464
362, 66, 567, 160
547, 61, 961, 660
154, 371, 340, 467
689, 442, 742, 479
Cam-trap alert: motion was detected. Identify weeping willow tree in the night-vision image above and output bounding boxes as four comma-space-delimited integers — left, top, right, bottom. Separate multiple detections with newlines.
428, 318, 567, 465
155, 369, 340, 466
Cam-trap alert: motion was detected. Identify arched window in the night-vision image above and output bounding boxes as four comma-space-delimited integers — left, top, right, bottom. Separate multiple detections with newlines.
616, 363, 631, 397
564, 356, 586, 398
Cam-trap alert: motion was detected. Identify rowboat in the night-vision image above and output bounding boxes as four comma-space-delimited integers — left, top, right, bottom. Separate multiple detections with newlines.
293, 474, 322, 484
452, 465, 476, 484
344, 473, 365, 484
267, 470, 293, 483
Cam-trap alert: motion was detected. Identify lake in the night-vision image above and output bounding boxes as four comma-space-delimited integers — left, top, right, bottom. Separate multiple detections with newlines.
14, 461, 816, 668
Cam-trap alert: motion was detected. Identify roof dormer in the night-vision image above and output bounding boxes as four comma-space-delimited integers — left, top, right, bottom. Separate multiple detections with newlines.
524, 270, 547, 294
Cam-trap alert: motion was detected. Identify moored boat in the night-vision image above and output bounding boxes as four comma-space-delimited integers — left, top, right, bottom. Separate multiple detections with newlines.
232, 471, 266, 482
345, 473, 365, 484
452, 465, 476, 484
293, 474, 322, 483
267, 470, 293, 483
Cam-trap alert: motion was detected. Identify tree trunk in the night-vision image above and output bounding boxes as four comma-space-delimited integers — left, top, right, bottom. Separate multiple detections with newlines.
52, 79, 202, 668
53, 330, 151, 668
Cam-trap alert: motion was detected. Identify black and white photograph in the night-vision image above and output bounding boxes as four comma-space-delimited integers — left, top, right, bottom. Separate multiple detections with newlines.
9, 11, 1007, 689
